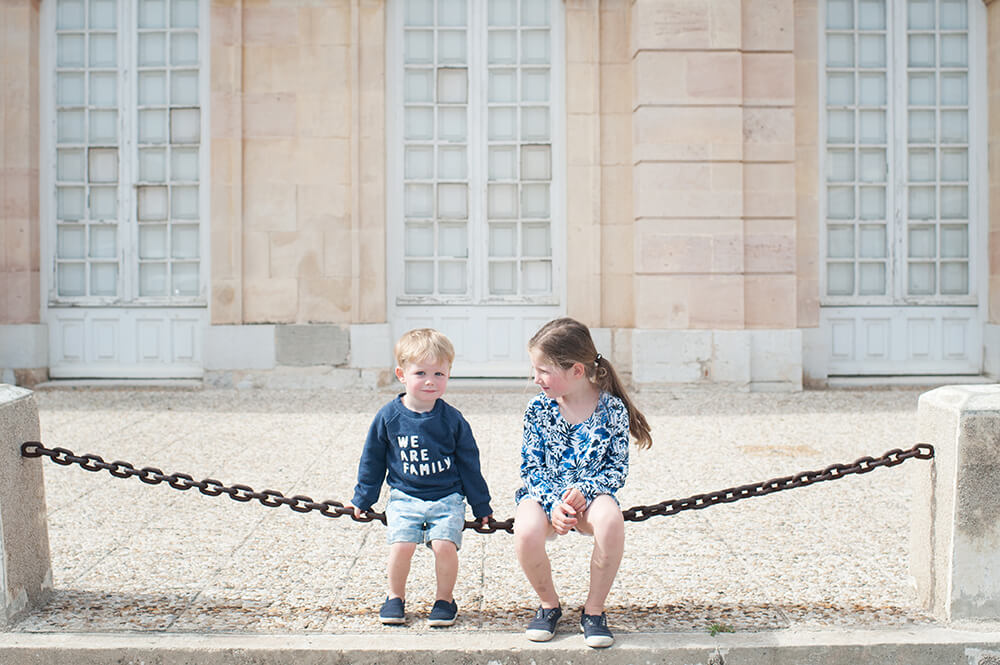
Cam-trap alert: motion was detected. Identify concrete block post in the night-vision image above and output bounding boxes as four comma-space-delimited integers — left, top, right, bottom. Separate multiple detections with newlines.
0, 385, 52, 627
912, 384, 1000, 621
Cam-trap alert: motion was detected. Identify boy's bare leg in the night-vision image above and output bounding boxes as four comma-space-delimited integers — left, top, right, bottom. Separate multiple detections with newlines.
514, 500, 560, 608
430, 539, 458, 602
574, 495, 624, 615
388, 542, 418, 599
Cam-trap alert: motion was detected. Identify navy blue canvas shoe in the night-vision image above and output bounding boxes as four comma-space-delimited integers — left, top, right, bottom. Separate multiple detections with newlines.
580, 611, 614, 648
379, 597, 405, 625
427, 599, 458, 627
525, 606, 562, 642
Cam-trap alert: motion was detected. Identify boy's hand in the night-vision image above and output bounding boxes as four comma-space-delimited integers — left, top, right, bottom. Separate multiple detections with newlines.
480, 514, 493, 528
551, 502, 578, 535
561, 487, 586, 513
346, 502, 365, 519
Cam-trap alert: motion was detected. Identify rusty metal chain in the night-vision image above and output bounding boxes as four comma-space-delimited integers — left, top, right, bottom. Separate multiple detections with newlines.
20, 441, 933, 534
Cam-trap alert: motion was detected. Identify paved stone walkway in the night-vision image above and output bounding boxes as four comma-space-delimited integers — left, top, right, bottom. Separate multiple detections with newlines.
11, 385, 935, 635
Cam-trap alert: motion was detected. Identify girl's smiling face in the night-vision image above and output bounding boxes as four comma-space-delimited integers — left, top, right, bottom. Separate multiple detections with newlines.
530, 348, 574, 399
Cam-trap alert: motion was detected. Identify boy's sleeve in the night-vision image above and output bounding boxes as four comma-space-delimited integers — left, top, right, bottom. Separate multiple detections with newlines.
574, 399, 630, 507
454, 414, 492, 519
351, 413, 389, 511
520, 403, 560, 515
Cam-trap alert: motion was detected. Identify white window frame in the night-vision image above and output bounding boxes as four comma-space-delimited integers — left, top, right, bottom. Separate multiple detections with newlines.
40, 0, 211, 310
818, 0, 987, 310
385, 0, 566, 309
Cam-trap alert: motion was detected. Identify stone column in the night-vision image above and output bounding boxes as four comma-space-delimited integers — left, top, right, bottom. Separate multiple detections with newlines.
912, 384, 1000, 621
0, 385, 51, 627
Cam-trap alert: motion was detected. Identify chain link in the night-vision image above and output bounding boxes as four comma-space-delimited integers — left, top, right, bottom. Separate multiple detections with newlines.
20, 441, 933, 534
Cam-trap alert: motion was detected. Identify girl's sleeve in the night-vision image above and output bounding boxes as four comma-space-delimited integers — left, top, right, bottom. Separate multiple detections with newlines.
574, 398, 630, 507
520, 404, 560, 515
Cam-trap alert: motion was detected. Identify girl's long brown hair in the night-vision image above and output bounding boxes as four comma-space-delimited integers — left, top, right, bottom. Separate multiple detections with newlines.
529, 318, 652, 449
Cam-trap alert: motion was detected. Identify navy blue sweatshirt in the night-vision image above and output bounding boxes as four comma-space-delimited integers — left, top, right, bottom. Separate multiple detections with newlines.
351, 395, 493, 519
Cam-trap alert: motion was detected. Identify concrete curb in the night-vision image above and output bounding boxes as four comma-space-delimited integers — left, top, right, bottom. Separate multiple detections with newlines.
2, 627, 1000, 665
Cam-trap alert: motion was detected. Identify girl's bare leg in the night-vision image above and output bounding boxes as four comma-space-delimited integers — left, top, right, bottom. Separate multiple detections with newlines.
430, 539, 458, 602
514, 500, 560, 608
387, 541, 418, 599
575, 495, 625, 615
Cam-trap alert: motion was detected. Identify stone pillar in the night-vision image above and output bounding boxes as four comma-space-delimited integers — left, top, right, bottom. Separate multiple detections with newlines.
0, 385, 51, 627
912, 384, 1000, 621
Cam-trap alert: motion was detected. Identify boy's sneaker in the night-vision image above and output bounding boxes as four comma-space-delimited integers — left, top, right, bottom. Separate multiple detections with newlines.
580, 611, 614, 648
427, 599, 458, 627
379, 597, 405, 625
525, 606, 562, 642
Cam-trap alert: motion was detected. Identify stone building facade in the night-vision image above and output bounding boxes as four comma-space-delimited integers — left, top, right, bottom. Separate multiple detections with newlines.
1, 0, 998, 389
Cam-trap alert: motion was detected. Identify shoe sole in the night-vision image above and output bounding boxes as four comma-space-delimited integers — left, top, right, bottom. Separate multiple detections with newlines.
581, 630, 614, 648
380, 616, 406, 625
525, 629, 555, 642
427, 616, 457, 627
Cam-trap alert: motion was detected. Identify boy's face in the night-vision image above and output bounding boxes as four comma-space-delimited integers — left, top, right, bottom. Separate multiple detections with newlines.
396, 355, 451, 412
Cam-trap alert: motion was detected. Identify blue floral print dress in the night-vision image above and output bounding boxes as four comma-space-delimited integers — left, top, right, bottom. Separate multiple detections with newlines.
514, 391, 631, 516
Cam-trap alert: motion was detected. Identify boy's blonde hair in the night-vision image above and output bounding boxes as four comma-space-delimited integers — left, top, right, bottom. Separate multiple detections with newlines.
394, 328, 455, 368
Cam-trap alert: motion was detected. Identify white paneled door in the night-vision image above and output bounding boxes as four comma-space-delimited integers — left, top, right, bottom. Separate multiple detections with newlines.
43, 0, 207, 378
821, 0, 985, 375
388, 0, 564, 377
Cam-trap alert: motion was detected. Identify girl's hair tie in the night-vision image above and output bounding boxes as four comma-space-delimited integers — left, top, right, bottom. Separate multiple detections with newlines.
594, 353, 602, 367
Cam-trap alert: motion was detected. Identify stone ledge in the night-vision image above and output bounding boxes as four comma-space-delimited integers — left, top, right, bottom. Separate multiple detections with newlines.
1, 627, 999, 665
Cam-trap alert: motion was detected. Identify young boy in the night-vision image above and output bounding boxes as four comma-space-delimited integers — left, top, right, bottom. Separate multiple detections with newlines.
349, 328, 492, 627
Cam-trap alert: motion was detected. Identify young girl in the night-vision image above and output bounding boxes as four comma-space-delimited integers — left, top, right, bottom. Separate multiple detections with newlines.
514, 317, 651, 649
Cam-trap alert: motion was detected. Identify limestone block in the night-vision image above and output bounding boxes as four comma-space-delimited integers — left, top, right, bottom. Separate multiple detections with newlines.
632, 329, 713, 383
601, 273, 634, 328
243, 7, 299, 45
210, 281, 241, 325
298, 184, 350, 234
743, 0, 794, 52
0, 325, 47, 368
350, 324, 393, 369
743, 107, 795, 163
0, 385, 51, 627
912, 385, 1000, 621
983, 324, 999, 379
631, 0, 740, 51
711, 330, 752, 385
243, 183, 297, 233
269, 231, 324, 279
749, 329, 802, 390
3, 272, 40, 325
634, 218, 743, 274
275, 324, 349, 366
633, 51, 742, 107
243, 278, 298, 323
743, 53, 795, 106
633, 106, 742, 162
203, 325, 276, 370
745, 274, 797, 329
635, 275, 743, 329
322, 225, 354, 278
744, 218, 796, 274
743, 162, 796, 218
243, 93, 298, 137
298, 277, 353, 323
634, 162, 743, 219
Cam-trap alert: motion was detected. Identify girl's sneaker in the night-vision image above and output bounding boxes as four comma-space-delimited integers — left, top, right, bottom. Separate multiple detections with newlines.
379, 597, 405, 625
525, 606, 562, 642
428, 599, 458, 627
580, 611, 614, 648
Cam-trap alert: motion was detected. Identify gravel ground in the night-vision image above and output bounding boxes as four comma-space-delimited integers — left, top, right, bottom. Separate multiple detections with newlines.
11, 385, 936, 635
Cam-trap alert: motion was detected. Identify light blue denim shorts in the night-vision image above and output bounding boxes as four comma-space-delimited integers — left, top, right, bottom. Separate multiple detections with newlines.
385, 488, 466, 550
